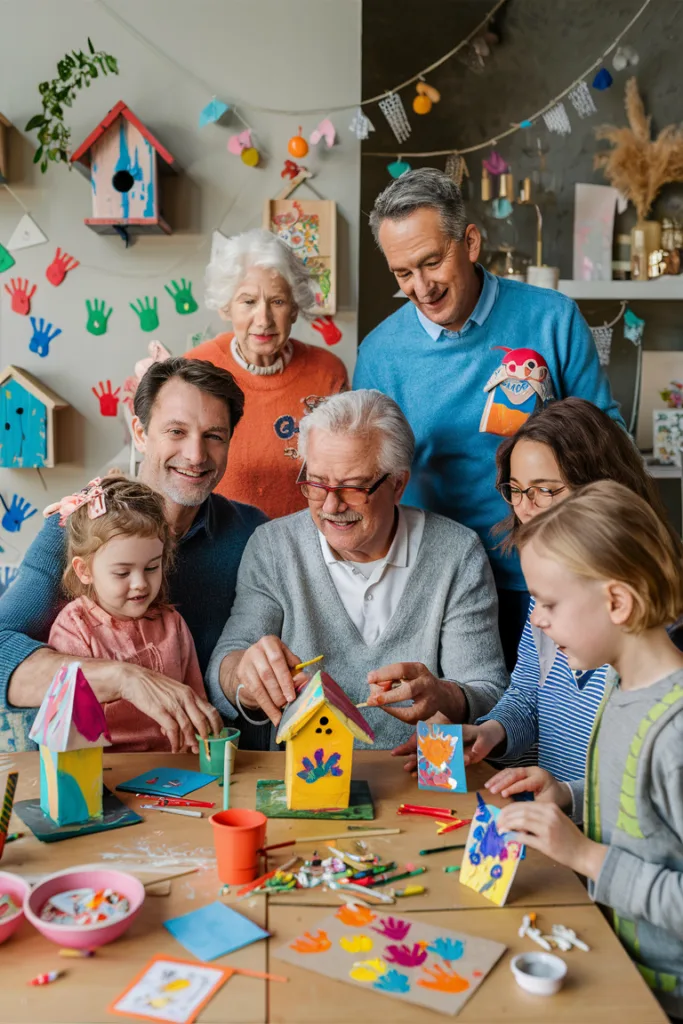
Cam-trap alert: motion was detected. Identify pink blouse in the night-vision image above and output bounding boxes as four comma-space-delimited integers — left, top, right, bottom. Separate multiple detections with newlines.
48, 596, 206, 752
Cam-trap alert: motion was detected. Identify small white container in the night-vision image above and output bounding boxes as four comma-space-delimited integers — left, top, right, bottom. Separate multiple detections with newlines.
510, 952, 567, 996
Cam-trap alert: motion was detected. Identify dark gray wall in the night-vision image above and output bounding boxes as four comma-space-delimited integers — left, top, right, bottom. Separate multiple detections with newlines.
359, 0, 683, 340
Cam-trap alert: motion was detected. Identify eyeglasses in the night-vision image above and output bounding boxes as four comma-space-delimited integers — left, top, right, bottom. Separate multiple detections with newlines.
299, 472, 390, 506
498, 483, 567, 508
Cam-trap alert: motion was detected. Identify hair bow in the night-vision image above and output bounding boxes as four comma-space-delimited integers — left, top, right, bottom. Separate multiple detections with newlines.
43, 478, 107, 527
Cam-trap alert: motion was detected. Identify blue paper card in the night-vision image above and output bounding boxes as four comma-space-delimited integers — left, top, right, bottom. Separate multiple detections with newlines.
164, 901, 269, 961
416, 721, 467, 793
116, 767, 218, 798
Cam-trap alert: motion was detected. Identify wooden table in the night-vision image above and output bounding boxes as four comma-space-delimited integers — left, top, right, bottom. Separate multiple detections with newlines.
0, 751, 666, 1024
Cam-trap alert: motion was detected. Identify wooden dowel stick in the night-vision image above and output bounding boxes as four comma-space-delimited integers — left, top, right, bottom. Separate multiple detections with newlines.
292, 827, 401, 843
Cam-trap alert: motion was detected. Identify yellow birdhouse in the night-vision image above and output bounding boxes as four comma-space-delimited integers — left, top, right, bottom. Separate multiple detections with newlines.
275, 671, 375, 811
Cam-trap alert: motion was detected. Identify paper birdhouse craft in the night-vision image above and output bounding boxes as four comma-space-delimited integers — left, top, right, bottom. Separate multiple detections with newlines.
70, 100, 177, 236
0, 365, 70, 469
29, 662, 111, 827
275, 671, 374, 811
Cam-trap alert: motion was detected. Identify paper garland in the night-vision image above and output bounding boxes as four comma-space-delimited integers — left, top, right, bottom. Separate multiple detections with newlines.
624, 308, 645, 345
7, 214, 48, 251
591, 325, 613, 366
379, 94, 411, 145
568, 81, 597, 119
349, 108, 375, 141
542, 102, 572, 136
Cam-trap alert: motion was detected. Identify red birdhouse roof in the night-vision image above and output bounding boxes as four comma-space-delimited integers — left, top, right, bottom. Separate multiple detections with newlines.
70, 100, 177, 171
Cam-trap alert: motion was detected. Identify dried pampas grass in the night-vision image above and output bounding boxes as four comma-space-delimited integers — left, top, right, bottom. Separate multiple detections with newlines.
595, 77, 683, 221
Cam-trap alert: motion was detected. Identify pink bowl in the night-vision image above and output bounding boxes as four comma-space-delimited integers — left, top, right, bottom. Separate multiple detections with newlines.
24, 868, 145, 949
0, 871, 30, 944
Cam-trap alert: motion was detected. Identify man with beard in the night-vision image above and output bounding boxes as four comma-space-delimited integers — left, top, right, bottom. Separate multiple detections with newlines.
206, 390, 507, 749
0, 358, 266, 753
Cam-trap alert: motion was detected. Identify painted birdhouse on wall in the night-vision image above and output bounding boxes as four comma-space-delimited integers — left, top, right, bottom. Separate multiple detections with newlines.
0, 365, 69, 469
275, 671, 374, 811
29, 662, 111, 827
70, 100, 177, 236
0, 113, 12, 183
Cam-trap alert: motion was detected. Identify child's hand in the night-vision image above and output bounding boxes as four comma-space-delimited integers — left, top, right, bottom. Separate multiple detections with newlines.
485, 766, 571, 808
496, 802, 607, 881
462, 720, 506, 765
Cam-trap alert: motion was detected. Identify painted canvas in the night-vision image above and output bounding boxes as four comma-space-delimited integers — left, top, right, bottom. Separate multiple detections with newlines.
110, 955, 232, 1024
275, 907, 505, 1015
264, 198, 337, 315
459, 793, 524, 907
417, 721, 466, 793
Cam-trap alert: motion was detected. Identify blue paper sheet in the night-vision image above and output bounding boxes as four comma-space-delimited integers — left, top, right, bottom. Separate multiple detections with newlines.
164, 902, 269, 961
116, 767, 218, 798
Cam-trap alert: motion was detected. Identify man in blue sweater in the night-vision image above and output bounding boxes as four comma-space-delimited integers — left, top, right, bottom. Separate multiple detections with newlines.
0, 358, 267, 753
354, 168, 624, 669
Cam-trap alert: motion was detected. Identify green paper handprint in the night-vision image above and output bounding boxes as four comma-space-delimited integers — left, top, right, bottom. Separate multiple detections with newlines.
85, 298, 112, 336
164, 278, 198, 315
0, 243, 16, 275
130, 296, 159, 333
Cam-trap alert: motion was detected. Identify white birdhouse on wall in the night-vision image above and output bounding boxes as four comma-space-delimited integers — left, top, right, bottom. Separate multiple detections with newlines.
70, 100, 177, 237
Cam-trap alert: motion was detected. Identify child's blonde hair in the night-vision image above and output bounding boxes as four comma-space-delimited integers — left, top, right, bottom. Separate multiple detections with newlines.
517, 479, 683, 632
62, 477, 172, 603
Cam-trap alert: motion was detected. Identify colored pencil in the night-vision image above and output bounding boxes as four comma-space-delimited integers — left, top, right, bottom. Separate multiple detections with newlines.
369, 866, 427, 887
28, 971, 62, 986
260, 840, 296, 854
232, 967, 288, 983
5, 831, 24, 843
293, 654, 324, 672
444, 865, 461, 873
436, 818, 471, 835
419, 843, 467, 856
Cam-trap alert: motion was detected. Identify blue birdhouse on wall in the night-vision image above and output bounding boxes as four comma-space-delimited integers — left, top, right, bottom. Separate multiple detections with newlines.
0, 365, 69, 469
70, 101, 177, 237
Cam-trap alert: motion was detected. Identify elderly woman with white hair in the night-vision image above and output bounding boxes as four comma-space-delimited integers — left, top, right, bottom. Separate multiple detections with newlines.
188, 228, 348, 519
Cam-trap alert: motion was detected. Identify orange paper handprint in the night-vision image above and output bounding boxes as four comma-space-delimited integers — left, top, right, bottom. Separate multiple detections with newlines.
290, 930, 331, 954
417, 963, 470, 993
336, 904, 377, 927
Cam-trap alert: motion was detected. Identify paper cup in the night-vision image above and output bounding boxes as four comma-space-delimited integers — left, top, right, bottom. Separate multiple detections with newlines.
209, 809, 267, 885
197, 727, 240, 775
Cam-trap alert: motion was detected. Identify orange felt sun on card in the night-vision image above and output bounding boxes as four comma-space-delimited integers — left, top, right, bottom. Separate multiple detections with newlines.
109, 955, 234, 1024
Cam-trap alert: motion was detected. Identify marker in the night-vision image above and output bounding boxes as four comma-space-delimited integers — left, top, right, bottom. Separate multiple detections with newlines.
141, 805, 202, 818
28, 971, 63, 986
153, 798, 215, 808
368, 866, 426, 887
419, 843, 466, 856
443, 865, 461, 873
59, 949, 94, 958
5, 831, 25, 843
293, 654, 324, 672
394, 885, 425, 897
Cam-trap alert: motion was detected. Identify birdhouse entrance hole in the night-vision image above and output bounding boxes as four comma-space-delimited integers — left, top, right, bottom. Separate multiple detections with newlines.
112, 169, 135, 193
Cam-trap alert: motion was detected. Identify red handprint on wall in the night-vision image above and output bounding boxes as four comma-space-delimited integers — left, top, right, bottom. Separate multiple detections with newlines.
92, 380, 121, 417
46, 248, 80, 287
4, 278, 36, 316
312, 316, 342, 346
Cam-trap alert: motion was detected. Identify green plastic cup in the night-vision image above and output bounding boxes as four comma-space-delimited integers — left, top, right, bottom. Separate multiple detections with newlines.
197, 727, 241, 775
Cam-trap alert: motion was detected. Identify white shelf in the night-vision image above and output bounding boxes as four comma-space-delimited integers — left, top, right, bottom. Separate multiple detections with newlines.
558, 279, 683, 300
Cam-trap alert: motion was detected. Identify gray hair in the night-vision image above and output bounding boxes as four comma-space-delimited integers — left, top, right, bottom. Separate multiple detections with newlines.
369, 167, 468, 246
205, 228, 316, 316
298, 390, 415, 477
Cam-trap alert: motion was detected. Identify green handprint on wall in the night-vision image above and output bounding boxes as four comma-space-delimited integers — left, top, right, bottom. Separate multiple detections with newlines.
165, 278, 198, 315
130, 296, 160, 333
85, 298, 113, 336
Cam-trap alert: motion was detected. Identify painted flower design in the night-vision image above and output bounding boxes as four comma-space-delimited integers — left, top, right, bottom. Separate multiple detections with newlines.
297, 748, 343, 784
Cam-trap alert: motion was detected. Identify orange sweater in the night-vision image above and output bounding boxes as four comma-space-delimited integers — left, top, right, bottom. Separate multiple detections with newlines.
186, 334, 349, 519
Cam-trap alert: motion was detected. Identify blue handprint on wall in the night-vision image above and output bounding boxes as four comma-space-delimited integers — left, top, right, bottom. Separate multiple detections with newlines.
1, 494, 37, 533
0, 566, 19, 597
29, 317, 62, 358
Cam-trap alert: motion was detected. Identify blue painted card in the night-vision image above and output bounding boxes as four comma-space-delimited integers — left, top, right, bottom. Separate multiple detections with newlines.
116, 767, 218, 798
164, 901, 269, 961
416, 721, 467, 793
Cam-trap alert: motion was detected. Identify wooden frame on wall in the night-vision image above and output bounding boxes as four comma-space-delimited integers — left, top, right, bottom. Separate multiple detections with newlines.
263, 197, 337, 315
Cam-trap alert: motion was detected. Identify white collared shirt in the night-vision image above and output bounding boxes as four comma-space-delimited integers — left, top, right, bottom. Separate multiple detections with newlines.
318, 506, 426, 644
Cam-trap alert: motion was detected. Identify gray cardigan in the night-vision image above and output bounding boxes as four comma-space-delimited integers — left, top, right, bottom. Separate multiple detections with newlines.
206, 508, 508, 749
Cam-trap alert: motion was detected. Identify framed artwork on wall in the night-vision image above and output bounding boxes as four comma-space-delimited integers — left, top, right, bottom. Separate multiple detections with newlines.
263, 198, 337, 315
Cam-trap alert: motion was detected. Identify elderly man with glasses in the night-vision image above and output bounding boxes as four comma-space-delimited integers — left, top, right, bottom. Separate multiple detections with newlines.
206, 389, 508, 749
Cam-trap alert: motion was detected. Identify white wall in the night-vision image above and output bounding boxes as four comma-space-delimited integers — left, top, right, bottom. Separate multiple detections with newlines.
0, 0, 361, 564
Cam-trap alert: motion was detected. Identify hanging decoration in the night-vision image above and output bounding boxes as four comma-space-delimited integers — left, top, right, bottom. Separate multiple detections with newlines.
613, 45, 639, 71
624, 307, 645, 345
387, 158, 412, 179
92, 380, 121, 417
591, 325, 613, 366
349, 107, 375, 141
45, 248, 79, 287
310, 119, 336, 148
7, 214, 48, 251
568, 81, 597, 119
288, 127, 309, 159
198, 98, 230, 127
227, 129, 260, 166
85, 299, 113, 336
413, 81, 441, 115
445, 153, 469, 187
542, 102, 572, 136
281, 160, 303, 181
592, 68, 614, 90
379, 94, 411, 145
0, 244, 15, 274
4, 279, 36, 316
482, 150, 508, 175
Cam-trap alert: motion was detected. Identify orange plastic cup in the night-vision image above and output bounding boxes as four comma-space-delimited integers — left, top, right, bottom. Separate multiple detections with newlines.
209, 809, 267, 885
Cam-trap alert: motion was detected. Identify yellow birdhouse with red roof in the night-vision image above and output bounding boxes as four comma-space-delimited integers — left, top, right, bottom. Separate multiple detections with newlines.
275, 671, 374, 811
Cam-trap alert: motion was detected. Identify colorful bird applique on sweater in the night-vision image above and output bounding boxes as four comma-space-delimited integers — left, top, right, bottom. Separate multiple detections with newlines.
480, 346, 553, 436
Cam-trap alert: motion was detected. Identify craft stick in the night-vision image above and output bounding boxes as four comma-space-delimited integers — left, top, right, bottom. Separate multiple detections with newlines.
0, 771, 18, 860
232, 967, 289, 983
141, 867, 199, 888
203, 738, 210, 761
293, 654, 324, 672
141, 805, 202, 818
293, 827, 401, 843
223, 740, 237, 812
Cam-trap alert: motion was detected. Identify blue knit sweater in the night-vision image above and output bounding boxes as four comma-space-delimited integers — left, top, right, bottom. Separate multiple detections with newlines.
353, 269, 624, 589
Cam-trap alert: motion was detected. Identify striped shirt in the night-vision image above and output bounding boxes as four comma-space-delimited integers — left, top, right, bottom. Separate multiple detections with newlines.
477, 600, 608, 782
